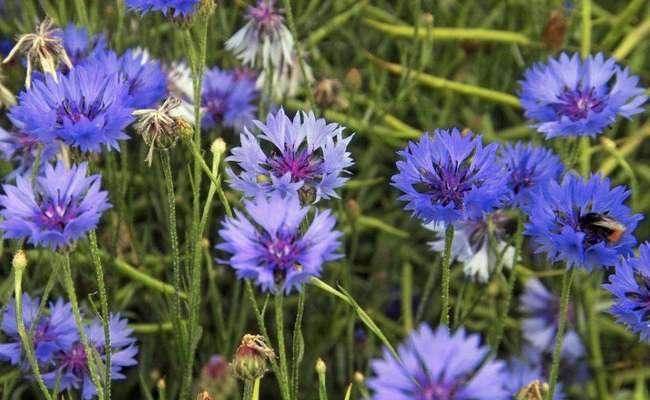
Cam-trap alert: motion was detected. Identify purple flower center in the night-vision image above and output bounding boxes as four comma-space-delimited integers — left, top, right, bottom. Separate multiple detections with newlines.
16, 132, 40, 153
248, 0, 283, 30
261, 231, 302, 281
267, 148, 322, 183
35, 198, 80, 231
55, 96, 108, 125
58, 343, 88, 376
204, 95, 226, 123
626, 274, 650, 321
419, 162, 475, 209
510, 168, 535, 194
552, 88, 607, 121
416, 377, 457, 400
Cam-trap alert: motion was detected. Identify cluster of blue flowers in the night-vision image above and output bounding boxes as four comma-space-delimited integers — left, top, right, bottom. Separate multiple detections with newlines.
0, 294, 137, 399
217, 108, 352, 293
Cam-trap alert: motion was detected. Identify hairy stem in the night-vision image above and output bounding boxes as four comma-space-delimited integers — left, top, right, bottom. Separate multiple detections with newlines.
89, 231, 111, 400
440, 225, 455, 327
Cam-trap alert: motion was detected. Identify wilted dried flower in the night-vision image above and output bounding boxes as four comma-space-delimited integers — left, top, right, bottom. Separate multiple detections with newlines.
231, 334, 275, 381
3, 18, 72, 88
516, 380, 549, 400
542, 10, 567, 51
313, 78, 347, 109
133, 97, 193, 165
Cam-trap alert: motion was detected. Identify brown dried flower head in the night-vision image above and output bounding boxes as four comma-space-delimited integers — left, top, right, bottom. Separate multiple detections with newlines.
3, 18, 72, 88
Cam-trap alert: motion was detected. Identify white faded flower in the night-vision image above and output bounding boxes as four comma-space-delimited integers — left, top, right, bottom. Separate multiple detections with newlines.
165, 61, 196, 122
256, 53, 313, 100
225, 0, 294, 71
427, 211, 517, 283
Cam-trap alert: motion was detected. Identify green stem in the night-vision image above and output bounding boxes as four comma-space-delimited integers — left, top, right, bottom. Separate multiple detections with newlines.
291, 291, 306, 399
114, 258, 187, 299
581, 0, 592, 58
366, 52, 521, 108
440, 225, 455, 327
363, 18, 532, 45
243, 380, 254, 400
584, 274, 608, 399
88, 231, 111, 400
316, 361, 328, 400
182, 11, 210, 399
13, 258, 53, 400
73, 0, 89, 26
492, 215, 523, 353
401, 261, 414, 333
159, 151, 184, 350
61, 252, 105, 400
274, 291, 292, 400
546, 268, 577, 400
415, 259, 436, 323
280, 0, 315, 108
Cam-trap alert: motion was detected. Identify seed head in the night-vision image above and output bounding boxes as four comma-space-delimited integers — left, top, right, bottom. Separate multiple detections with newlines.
516, 380, 549, 400
3, 18, 72, 88
231, 334, 275, 381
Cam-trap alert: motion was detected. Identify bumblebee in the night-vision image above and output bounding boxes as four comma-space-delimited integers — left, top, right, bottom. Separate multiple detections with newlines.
579, 212, 626, 244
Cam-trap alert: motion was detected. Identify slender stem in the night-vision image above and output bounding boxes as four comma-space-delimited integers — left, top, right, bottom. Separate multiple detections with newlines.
182, 11, 210, 399
280, 0, 315, 108
291, 291, 306, 399
61, 252, 105, 400
159, 151, 184, 350
73, 0, 89, 26
584, 273, 608, 399
401, 261, 414, 332
492, 215, 523, 353
88, 231, 111, 400
440, 225, 455, 327
274, 291, 292, 400
546, 268, 577, 400
13, 258, 53, 400
243, 380, 254, 400
581, 0, 592, 58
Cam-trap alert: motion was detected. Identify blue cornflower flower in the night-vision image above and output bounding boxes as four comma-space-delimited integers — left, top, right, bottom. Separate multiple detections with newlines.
217, 194, 341, 294
56, 23, 106, 66
520, 53, 647, 138
83, 48, 167, 109
392, 128, 508, 225
368, 324, 510, 400
0, 161, 111, 250
603, 242, 650, 342
202, 66, 257, 130
8, 65, 133, 152
499, 142, 564, 208
520, 278, 585, 362
505, 358, 564, 399
44, 314, 138, 399
0, 125, 59, 180
126, 0, 200, 17
227, 109, 353, 202
0, 294, 77, 366
525, 173, 641, 270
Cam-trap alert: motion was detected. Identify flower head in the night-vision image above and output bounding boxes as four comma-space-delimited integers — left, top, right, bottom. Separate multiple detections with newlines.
427, 210, 516, 283
0, 161, 111, 250
9, 65, 133, 152
83, 48, 167, 109
520, 53, 647, 138
0, 125, 59, 180
217, 194, 341, 293
133, 97, 193, 165
392, 128, 508, 225
126, 0, 200, 17
201, 66, 257, 130
226, 0, 294, 70
499, 142, 564, 208
525, 173, 641, 270
603, 242, 650, 342
227, 109, 353, 202
368, 324, 510, 400
44, 314, 138, 399
56, 23, 106, 66
519, 278, 585, 362
0, 294, 77, 366
2, 18, 72, 88
504, 358, 563, 400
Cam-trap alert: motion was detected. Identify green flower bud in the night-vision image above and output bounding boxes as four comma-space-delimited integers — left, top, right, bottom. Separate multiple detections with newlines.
231, 335, 275, 381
